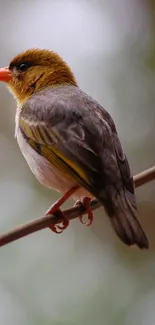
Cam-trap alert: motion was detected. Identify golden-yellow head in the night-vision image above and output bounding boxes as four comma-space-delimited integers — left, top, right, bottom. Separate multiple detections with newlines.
0, 48, 77, 105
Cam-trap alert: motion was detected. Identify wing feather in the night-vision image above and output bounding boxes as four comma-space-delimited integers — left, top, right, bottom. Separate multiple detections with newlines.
19, 86, 135, 202
19, 99, 102, 195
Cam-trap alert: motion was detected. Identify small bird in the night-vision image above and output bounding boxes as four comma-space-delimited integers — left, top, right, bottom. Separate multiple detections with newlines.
0, 48, 149, 249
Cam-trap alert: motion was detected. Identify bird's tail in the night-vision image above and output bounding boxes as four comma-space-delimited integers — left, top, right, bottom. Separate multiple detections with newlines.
99, 188, 149, 249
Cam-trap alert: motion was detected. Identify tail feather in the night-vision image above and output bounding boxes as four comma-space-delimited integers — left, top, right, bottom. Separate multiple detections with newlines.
99, 188, 149, 249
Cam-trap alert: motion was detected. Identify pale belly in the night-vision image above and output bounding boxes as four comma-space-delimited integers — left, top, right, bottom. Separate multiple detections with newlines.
16, 128, 93, 201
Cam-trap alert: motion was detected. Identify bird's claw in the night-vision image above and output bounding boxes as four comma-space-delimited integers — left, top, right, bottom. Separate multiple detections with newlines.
79, 215, 92, 226
49, 224, 63, 234
46, 207, 69, 234
74, 197, 93, 226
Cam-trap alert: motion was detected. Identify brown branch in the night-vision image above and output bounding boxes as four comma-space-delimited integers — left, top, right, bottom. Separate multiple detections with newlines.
0, 166, 155, 248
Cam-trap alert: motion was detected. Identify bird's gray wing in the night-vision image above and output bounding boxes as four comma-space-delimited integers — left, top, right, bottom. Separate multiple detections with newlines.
19, 86, 116, 197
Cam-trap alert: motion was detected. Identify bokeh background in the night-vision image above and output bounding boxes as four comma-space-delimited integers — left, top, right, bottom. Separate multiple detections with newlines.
0, 0, 155, 324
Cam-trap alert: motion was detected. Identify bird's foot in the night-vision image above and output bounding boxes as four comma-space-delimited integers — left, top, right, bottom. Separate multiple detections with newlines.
74, 197, 93, 226
45, 185, 79, 234
46, 208, 69, 234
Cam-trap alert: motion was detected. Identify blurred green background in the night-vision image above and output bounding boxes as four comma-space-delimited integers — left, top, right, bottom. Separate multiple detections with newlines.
0, 0, 155, 324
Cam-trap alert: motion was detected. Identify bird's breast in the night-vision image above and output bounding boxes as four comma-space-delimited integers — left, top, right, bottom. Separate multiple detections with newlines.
16, 126, 74, 190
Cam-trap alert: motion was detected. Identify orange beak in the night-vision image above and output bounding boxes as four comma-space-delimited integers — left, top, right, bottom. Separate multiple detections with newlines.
0, 67, 12, 82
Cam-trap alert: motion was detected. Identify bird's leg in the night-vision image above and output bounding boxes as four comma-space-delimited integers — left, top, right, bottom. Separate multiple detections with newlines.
46, 185, 79, 234
74, 197, 93, 226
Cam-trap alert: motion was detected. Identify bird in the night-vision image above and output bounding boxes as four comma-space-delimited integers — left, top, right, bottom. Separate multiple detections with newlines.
0, 48, 149, 249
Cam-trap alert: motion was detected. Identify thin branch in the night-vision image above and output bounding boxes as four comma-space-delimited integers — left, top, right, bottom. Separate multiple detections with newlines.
0, 166, 155, 248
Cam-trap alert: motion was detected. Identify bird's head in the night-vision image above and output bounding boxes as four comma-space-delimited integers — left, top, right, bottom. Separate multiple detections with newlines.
0, 48, 77, 105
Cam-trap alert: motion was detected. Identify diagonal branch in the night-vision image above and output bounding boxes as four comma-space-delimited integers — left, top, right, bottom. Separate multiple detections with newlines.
0, 166, 155, 247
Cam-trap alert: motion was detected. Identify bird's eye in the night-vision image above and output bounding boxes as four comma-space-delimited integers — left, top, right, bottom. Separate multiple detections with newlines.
18, 63, 30, 72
